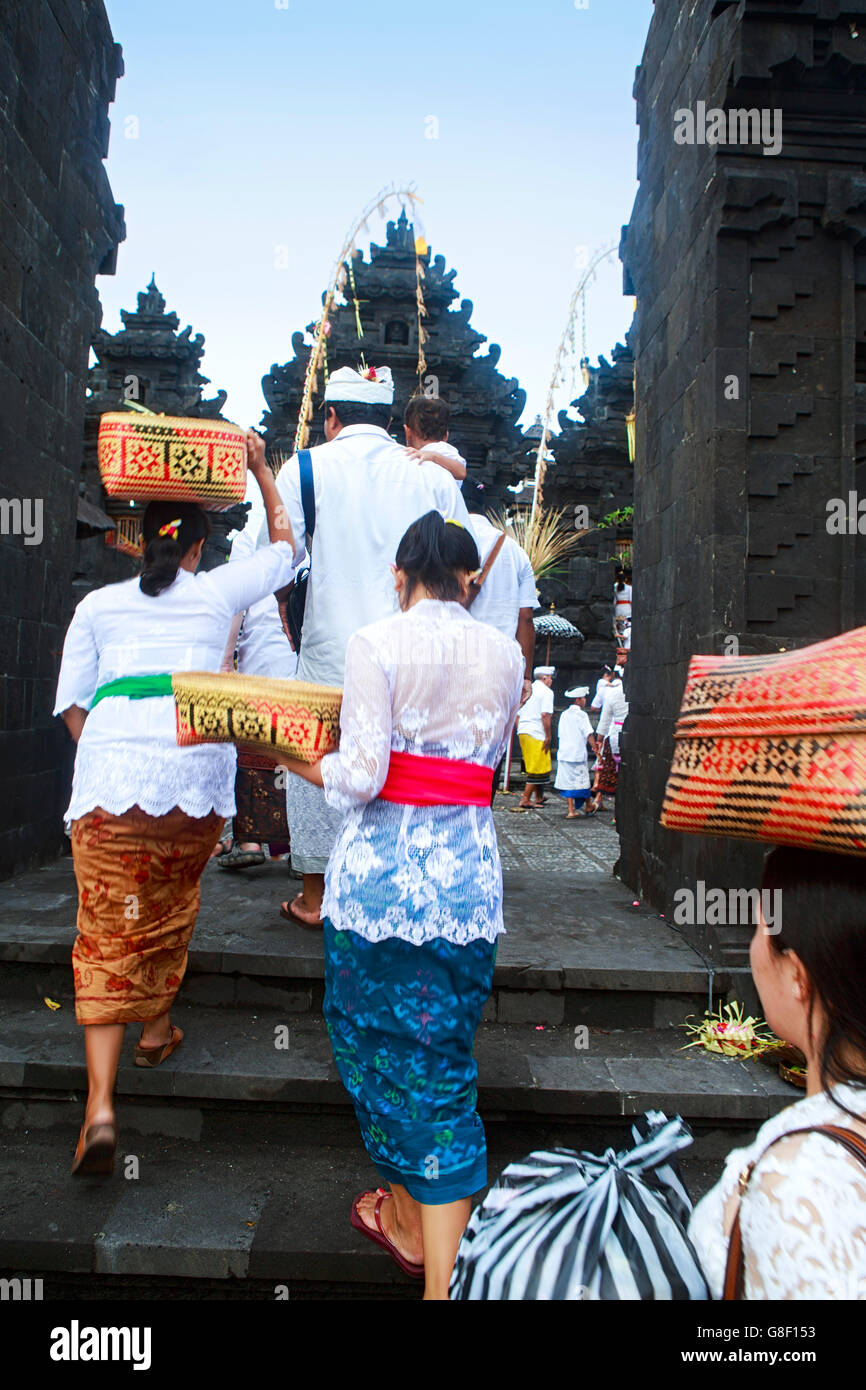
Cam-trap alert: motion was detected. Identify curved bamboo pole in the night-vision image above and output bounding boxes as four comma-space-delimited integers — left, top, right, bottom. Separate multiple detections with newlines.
528, 243, 618, 532
293, 184, 423, 451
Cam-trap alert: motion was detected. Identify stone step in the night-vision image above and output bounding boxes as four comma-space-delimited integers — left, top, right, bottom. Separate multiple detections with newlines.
0, 1106, 736, 1296
0, 855, 724, 1028
0, 994, 796, 1127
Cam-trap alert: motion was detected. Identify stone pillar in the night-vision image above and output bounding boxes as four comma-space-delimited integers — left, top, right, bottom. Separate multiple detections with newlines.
0, 2, 125, 875
619, 0, 866, 965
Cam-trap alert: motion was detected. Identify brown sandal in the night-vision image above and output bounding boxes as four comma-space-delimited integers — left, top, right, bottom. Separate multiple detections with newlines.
71, 1120, 117, 1177
134, 1023, 184, 1068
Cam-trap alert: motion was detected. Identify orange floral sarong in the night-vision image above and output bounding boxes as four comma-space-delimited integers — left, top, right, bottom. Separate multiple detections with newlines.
70, 805, 223, 1025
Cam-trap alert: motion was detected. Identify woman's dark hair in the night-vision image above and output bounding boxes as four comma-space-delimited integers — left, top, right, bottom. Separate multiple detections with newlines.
395, 510, 480, 603
140, 501, 210, 597
762, 847, 866, 1106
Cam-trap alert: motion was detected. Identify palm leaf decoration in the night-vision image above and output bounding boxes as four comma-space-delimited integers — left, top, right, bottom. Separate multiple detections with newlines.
488, 505, 591, 581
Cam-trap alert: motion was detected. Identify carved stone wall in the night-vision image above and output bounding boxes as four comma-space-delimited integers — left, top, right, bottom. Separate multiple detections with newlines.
0, 2, 124, 876
537, 340, 634, 691
80, 277, 232, 602
619, 0, 866, 964
261, 211, 530, 508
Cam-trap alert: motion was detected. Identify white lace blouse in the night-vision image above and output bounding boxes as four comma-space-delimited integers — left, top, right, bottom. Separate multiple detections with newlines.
320, 599, 525, 945
688, 1084, 866, 1299
53, 542, 296, 821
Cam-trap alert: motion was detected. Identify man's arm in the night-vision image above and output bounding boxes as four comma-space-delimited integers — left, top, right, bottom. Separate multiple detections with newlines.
541, 711, 552, 752
515, 606, 535, 700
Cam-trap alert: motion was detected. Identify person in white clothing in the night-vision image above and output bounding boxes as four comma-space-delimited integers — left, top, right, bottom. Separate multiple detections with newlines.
554, 686, 597, 818
267, 364, 471, 926
53, 436, 294, 1176
266, 510, 524, 1299
588, 675, 628, 816
514, 666, 555, 810
591, 666, 616, 710
403, 394, 467, 484
217, 473, 298, 870
689, 847, 866, 1299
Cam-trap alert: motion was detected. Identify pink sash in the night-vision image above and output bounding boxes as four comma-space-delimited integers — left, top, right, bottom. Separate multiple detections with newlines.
378, 751, 493, 806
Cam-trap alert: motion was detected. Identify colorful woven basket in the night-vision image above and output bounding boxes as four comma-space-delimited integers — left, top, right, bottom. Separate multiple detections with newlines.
98, 412, 247, 510
660, 626, 866, 856
172, 671, 342, 764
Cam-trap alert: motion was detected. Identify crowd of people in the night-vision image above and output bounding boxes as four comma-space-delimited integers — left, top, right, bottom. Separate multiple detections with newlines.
54, 362, 866, 1301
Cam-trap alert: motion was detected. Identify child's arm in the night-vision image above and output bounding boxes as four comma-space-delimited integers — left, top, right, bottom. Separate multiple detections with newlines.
406, 444, 467, 481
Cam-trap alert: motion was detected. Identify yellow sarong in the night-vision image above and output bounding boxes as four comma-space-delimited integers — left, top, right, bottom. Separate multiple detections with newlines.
519, 733, 551, 782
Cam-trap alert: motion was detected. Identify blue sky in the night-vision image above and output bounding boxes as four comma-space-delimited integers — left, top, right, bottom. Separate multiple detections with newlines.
100, 0, 653, 433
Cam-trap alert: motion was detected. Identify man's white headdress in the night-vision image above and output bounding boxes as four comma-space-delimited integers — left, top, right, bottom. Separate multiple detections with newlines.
323, 365, 394, 406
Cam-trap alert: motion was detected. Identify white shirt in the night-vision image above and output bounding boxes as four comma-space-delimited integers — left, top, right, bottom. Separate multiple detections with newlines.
689, 1085, 866, 1300
596, 683, 629, 755
230, 479, 297, 679
269, 425, 470, 687
614, 582, 632, 617
517, 679, 554, 740
590, 676, 611, 711
556, 705, 593, 763
468, 513, 539, 639
320, 599, 524, 945
53, 542, 296, 821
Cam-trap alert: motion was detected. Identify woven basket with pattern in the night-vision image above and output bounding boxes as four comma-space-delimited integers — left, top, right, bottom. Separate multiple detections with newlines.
173, 672, 342, 764
98, 412, 247, 510
660, 626, 866, 856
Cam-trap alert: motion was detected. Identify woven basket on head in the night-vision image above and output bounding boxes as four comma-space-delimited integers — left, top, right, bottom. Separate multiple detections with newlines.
660, 626, 866, 857
173, 672, 342, 764
98, 412, 247, 510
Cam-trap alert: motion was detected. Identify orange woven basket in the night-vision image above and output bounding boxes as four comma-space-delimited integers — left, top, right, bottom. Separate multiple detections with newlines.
172, 671, 342, 764
98, 412, 247, 510
660, 626, 866, 856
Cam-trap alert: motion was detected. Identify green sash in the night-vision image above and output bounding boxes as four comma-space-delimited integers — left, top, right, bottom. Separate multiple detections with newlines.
91, 674, 173, 708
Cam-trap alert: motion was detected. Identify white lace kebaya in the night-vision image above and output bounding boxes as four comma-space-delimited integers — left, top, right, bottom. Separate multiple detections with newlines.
320, 599, 525, 947
688, 1083, 866, 1299
53, 542, 296, 822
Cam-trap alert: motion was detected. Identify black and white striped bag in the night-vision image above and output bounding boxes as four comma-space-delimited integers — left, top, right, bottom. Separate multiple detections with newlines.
450, 1111, 709, 1300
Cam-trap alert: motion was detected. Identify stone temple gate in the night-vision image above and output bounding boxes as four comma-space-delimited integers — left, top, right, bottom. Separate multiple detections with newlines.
618, 0, 866, 971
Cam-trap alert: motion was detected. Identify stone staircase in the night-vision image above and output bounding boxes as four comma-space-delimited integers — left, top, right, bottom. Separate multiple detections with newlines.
0, 806, 796, 1299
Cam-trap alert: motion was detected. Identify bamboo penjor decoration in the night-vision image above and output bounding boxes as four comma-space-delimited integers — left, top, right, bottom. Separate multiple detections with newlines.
294, 185, 425, 451
528, 244, 618, 533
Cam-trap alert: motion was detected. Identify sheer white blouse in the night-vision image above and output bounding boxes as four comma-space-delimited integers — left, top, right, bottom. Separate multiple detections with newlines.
320, 599, 525, 945
688, 1084, 866, 1300
53, 542, 296, 821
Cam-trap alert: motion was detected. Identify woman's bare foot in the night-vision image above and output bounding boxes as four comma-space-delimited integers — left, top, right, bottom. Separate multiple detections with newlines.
355, 1190, 424, 1267
280, 892, 324, 926
138, 1019, 174, 1050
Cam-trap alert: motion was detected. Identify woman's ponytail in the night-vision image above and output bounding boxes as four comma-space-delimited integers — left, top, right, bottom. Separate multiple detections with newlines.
140, 502, 210, 597
395, 510, 480, 603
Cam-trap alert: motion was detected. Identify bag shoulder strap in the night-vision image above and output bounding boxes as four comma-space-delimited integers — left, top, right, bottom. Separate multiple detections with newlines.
297, 449, 315, 542
723, 1122, 866, 1300
466, 531, 506, 609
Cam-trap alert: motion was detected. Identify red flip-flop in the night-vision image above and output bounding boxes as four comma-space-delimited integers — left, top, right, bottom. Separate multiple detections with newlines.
350, 1190, 424, 1279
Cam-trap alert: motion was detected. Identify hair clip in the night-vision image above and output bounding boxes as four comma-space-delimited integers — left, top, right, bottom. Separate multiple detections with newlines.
445, 518, 465, 529
158, 518, 182, 540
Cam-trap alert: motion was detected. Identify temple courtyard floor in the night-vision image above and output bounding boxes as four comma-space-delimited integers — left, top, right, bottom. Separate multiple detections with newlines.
0, 793, 796, 1299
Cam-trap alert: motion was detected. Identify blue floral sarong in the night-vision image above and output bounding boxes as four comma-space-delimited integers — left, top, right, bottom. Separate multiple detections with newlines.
323, 921, 496, 1205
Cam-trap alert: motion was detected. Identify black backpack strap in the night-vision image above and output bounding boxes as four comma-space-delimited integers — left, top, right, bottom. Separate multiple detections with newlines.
297, 449, 315, 542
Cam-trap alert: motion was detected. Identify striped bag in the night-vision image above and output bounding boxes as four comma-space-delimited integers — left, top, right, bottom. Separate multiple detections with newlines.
450, 1112, 709, 1301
